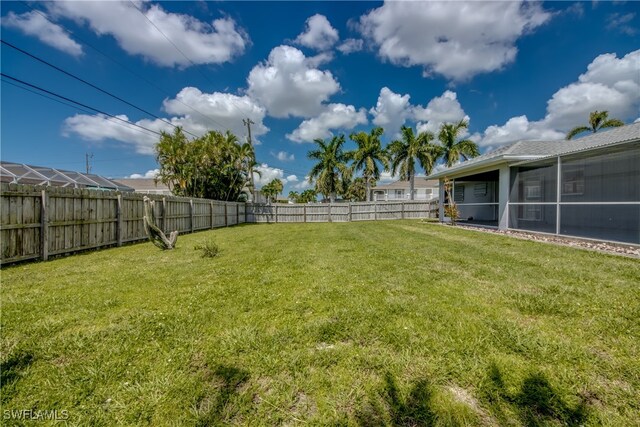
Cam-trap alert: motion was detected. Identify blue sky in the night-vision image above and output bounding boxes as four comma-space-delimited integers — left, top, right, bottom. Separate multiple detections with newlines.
1, 1, 639, 194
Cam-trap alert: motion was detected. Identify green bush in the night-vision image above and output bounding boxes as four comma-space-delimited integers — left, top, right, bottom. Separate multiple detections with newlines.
194, 240, 220, 258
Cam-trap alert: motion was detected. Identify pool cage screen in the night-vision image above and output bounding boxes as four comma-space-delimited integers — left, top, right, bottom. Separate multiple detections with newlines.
509, 142, 640, 244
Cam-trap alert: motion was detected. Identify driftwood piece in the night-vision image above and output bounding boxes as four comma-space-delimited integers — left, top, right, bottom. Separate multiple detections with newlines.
143, 196, 178, 249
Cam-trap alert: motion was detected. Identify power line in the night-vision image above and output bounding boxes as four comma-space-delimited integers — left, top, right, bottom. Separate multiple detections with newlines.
1, 72, 163, 137
2, 78, 159, 140
2, 39, 201, 139
19, 1, 234, 133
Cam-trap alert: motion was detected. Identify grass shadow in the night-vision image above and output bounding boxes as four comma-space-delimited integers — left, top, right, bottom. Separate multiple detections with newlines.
195, 364, 250, 426
1, 349, 35, 402
356, 372, 435, 426
483, 363, 588, 427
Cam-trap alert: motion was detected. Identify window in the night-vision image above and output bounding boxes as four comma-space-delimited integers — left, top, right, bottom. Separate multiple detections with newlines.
454, 185, 464, 202
474, 182, 487, 196
562, 167, 585, 195
518, 178, 543, 221
524, 179, 542, 200
521, 205, 542, 221
395, 189, 404, 198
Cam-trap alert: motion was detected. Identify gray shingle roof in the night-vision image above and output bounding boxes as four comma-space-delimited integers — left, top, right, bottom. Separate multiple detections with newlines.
429, 122, 640, 179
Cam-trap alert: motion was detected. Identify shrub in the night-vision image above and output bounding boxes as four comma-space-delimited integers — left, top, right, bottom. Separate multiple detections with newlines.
194, 240, 220, 258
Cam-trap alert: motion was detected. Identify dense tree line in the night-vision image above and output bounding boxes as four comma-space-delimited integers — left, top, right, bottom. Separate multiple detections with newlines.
307, 120, 480, 202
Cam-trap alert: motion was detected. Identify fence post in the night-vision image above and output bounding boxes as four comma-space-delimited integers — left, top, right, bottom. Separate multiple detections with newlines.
210, 201, 214, 229
224, 203, 228, 227
303, 204, 307, 223
275, 204, 279, 223
189, 199, 194, 233
162, 197, 167, 233
401, 202, 405, 220
116, 194, 123, 247
40, 188, 49, 261
374, 202, 377, 221
328, 204, 332, 223
348, 203, 352, 222
236, 203, 239, 225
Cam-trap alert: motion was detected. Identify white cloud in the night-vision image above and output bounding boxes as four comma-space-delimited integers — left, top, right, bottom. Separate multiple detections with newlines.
413, 91, 468, 134
247, 45, 341, 118
369, 87, 471, 137
63, 86, 271, 153
295, 14, 339, 50
287, 103, 368, 143
479, 116, 564, 147
274, 151, 295, 162
47, 1, 247, 67
606, 12, 637, 36
126, 169, 159, 179
162, 87, 268, 142
2, 11, 83, 56
337, 38, 364, 54
253, 164, 298, 187
293, 176, 314, 190
476, 50, 640, 146
370, 87, 412, 134
358, 1, 551, 81
63, 113, 173, 154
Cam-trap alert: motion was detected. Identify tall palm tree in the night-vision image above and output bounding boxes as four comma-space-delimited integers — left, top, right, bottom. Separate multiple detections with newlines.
388, 126, 441, 200
438, 120, 479, 167
308, 135, 350, 202
566, 110, 625, 140
347, 127, 389, 202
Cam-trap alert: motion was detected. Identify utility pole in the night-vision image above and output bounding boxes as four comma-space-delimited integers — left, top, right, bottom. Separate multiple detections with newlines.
243, 118, 256, 202
85, 153, 93, 174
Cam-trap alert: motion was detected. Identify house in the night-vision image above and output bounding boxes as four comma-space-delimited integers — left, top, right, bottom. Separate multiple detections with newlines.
371, 177, 439, 201
427, 122, 640, 245
112, 178, 172, 195
1, 161, 134, 191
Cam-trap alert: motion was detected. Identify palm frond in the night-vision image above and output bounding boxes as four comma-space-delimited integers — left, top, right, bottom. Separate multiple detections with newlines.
566, 126, 591, 140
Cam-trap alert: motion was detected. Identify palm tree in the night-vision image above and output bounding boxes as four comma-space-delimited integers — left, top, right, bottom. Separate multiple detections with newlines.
566, 110, 625, 140
347, 127, 389, 202
438, 120, 479, 167
388, 126, 441, 201
308, 135, 350, 202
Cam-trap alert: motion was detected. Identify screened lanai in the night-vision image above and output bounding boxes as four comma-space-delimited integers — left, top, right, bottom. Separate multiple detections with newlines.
0, 161, 134, 191
509, 141, 640, 244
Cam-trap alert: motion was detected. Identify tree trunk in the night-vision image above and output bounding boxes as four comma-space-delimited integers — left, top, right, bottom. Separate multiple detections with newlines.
365, 175, 371, 202
409, 174, 415, 201
330, 193, 336, 203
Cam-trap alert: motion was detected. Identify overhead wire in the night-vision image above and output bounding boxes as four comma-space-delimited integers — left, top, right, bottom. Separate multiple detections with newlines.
2, 39, 200, 139
19, 1, 235, 133
1, 72, 163, 137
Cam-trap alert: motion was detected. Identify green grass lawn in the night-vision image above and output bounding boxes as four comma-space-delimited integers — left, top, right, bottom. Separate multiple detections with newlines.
2, 220, 639, 426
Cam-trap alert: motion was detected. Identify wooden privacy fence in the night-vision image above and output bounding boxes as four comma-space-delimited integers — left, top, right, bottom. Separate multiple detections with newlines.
1, 182, 438, 264
1, 183, 245, 264
246, 200, 438, 223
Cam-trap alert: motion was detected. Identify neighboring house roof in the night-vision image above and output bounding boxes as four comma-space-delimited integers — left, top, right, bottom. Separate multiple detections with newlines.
0, 161, 134, 191
113, 178, 171, 193
428, 122, 640, 179
374, 177, 439, 190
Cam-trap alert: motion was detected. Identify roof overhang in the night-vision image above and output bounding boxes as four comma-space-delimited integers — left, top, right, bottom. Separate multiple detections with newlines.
427, 155, 542, 180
